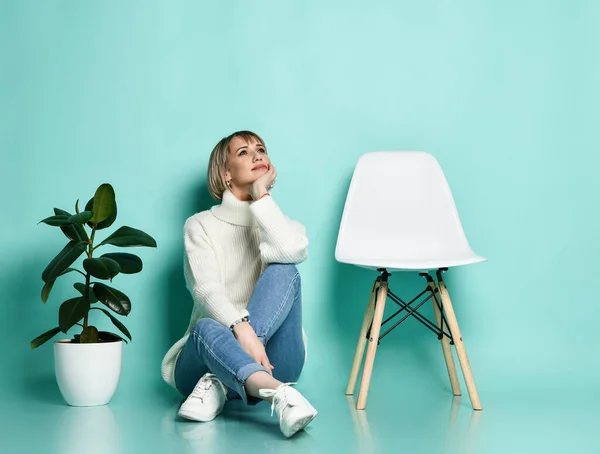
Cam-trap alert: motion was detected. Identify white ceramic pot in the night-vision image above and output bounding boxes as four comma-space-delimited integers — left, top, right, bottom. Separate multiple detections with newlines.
54, 339, 123, 406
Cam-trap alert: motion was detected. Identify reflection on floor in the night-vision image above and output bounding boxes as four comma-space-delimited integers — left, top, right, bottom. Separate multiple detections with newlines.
1, 377, 597, 454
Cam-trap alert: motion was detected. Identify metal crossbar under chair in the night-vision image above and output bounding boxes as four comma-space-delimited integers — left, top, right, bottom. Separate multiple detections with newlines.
335, 151, 486, 411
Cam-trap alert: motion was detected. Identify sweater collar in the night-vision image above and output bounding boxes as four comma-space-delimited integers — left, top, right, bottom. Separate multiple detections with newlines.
210, 189, 254, 226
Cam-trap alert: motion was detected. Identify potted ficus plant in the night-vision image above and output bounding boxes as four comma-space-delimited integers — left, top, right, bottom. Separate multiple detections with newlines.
31, 183, 157, 406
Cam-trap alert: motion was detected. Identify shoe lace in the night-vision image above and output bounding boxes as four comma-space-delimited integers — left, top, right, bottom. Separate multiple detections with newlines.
259, 382, 297, 419
191, 373, 226, 401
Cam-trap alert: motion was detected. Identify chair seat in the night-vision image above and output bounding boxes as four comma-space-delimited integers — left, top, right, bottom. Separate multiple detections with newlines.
336, 254, 487, 272
335, 151, 487, 274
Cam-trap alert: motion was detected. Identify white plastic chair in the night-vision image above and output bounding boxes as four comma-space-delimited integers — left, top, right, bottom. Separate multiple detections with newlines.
336, 151, 486, 411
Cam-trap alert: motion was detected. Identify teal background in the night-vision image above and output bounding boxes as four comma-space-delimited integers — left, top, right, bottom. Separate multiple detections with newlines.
1, 1, 599, 453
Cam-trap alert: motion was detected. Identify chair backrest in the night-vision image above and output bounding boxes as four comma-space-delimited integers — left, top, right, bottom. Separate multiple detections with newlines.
335, 151, 482, 269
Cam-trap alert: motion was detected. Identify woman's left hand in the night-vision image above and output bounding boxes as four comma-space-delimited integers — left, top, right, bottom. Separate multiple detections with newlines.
233, 322, 275, 374
249, 164, 277, 200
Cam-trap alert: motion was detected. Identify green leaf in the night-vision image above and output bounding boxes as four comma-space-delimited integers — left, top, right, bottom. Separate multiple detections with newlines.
73, 282, 85, 295
30, 326, 61, 349
93, 283, 131, 315
42, 241, 88, 283
68, 211, 93, 224
80, 326, 99, 343
41, 280, 55, 303
90, 184, 116, 225
58, 297, 91, 333
83, 257, 120, 280
98, 226, 157, 248
54, 208, 89, 242
101, 253, 142, 274
98, 331, 127, 343
41, 267, 81, 302
75, 199, 80, 214
85, 197, 117, 230
41, 211, 92, 226
73, 282, 98, 303
39, 215, 71, 226
92, 307, 132, 341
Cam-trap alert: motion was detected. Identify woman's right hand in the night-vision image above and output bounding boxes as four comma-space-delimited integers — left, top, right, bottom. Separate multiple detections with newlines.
249, 164, 277, 200
232, 322, 274, 374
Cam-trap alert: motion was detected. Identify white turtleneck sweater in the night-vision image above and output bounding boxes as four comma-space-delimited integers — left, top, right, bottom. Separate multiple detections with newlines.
160, 189, 309, 389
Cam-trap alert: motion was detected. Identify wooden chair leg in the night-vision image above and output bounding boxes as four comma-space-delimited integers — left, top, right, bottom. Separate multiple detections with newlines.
427, 281, 461, 396
346, 280, 379, 395
438, 280, 482, 410
357, 282, 388, 410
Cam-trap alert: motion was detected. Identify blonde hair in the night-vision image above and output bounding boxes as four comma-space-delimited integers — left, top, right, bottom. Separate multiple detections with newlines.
207, 130, 267, 201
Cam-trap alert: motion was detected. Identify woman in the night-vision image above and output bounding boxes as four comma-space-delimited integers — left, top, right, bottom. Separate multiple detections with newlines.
161, 130, 317, 438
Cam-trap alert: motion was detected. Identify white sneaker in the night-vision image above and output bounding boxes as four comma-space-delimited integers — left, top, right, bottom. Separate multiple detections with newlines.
259, 383, 318, 438
178, 373, 227, 422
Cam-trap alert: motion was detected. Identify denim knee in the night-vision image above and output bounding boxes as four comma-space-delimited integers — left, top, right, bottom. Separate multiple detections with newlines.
263, 263, 300, 284
192, 317, 223, 341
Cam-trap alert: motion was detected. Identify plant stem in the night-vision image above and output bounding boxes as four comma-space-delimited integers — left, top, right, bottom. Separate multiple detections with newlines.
83, 273, 90, 330
83, 225, 97, 330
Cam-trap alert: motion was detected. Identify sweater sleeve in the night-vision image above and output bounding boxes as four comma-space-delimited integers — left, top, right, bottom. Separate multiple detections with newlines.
183, 217, 249, 328
248, 196, 308, 264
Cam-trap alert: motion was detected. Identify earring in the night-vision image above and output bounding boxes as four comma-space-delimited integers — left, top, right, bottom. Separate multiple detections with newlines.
226, 180, 231, 188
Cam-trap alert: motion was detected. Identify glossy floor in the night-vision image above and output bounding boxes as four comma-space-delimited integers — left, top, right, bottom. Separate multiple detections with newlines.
1, 375, 597, 454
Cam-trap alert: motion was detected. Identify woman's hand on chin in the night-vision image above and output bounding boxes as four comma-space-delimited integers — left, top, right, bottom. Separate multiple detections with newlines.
233, 322, 274, 374
249, 164, 277, 200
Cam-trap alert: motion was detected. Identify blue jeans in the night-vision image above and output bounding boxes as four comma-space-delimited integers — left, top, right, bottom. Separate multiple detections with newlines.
174, 264, 305, 405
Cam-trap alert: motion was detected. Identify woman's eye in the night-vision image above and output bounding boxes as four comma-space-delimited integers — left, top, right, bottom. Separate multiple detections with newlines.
239, 151, 247, 156
258, 148, 266, 153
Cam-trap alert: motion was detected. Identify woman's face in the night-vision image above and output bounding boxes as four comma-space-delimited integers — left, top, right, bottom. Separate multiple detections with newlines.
224, 136, 271, 188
